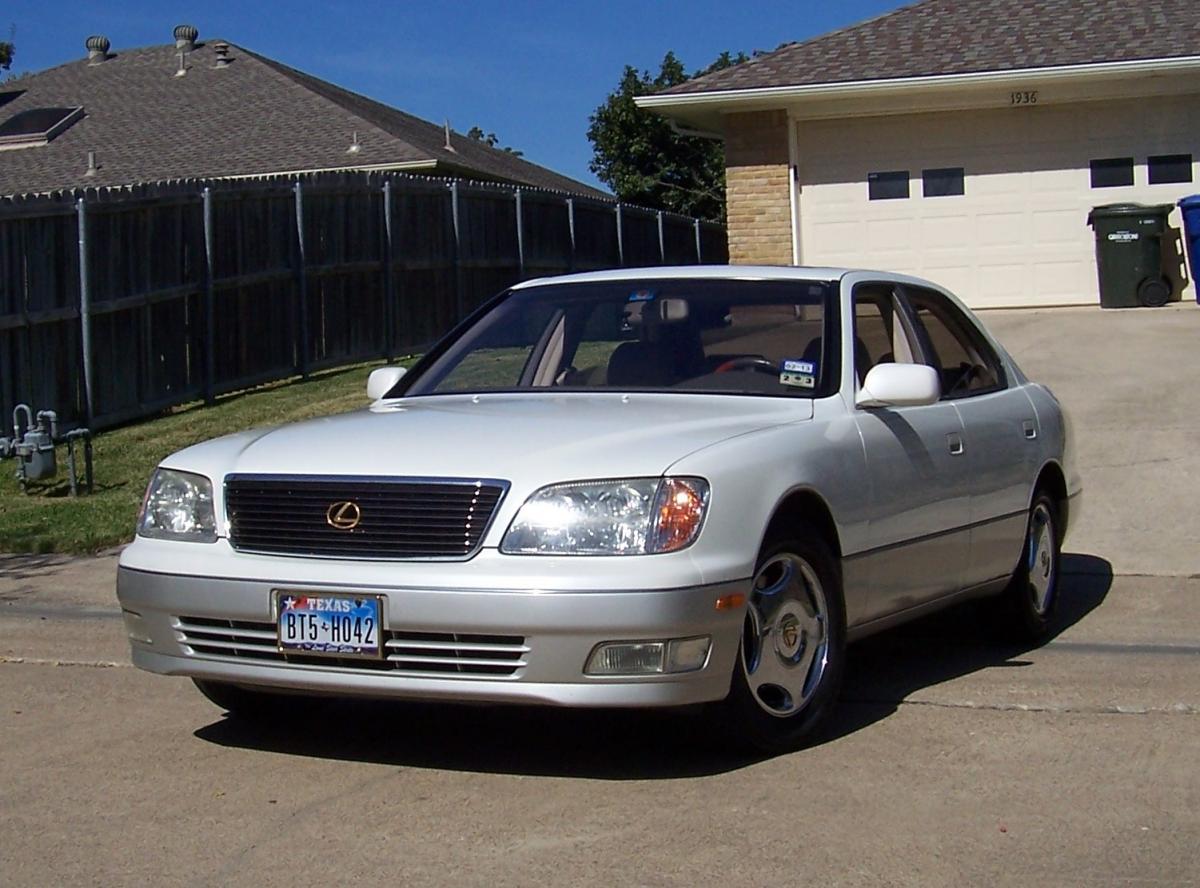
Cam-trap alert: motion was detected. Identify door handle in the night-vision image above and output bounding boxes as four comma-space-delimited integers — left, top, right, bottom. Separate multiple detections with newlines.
947, 432, 964, 455
1022, 420, 1037, 440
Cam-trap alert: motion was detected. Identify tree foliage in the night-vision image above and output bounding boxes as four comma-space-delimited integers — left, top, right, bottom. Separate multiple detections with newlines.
587, 51, 747, 220
467, 126, 523, 157
0, 30, 13, 71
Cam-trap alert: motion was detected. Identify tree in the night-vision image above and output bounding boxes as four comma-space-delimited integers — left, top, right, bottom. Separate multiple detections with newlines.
467, 126, 524, 157
0, 27, 13, 72
587, 51, 747, 220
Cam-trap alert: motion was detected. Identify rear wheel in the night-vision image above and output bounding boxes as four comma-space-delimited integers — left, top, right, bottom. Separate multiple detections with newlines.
720, 530, 846, 753
994, 492, 1060, 641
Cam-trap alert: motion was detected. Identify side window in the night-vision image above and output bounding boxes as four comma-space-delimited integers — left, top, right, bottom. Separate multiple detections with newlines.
904, 288, 1005, 398
852, 284, 920, 386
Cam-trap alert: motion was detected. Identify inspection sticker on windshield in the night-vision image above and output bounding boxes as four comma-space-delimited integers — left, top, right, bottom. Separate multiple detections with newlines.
780, 359, 817, 389
627, 289, 656, 302
275, 592, 383, 658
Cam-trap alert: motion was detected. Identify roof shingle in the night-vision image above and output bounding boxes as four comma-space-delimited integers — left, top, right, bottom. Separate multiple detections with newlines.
663, 0, 1200, 95
0, 39, 607, 198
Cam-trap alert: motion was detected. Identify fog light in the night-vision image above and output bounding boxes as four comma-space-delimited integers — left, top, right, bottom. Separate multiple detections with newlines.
666, 636, 711, 673
586, 642, 665, 675
585, 635, 713, 676
122, 609, 152, 644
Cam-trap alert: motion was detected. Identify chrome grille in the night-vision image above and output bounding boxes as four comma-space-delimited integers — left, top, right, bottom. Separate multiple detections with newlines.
176, 616, 528, 677
224, 475, 507, 560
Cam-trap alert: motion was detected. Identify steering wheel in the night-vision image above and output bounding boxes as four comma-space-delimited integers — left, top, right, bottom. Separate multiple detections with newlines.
714, 357, 778, 376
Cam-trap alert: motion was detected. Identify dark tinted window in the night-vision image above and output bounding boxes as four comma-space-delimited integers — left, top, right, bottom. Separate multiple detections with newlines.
922, 167, 965, 197
1148, 154, 1193, 185
868, 171, 909, 200
1090, 157, 1134, 188
904, 287, 1004, 398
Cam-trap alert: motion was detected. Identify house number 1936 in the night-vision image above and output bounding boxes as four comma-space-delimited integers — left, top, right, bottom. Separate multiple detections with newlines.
1010, 90, 1038, 105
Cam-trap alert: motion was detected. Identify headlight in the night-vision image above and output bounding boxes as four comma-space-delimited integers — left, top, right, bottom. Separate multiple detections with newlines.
137, 468, 217, 542
501, 477, 709, 555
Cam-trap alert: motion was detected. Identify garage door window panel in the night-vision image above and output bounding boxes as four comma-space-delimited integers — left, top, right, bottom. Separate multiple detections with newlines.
902, 288, 1005, 399
868, 171, 910, 201
922, 167, 965, 198
1090, 157, 1134, 188
1148, 154, 1193, 185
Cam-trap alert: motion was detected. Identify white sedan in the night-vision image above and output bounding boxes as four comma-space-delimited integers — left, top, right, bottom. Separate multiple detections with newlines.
116, 266, 1080, 750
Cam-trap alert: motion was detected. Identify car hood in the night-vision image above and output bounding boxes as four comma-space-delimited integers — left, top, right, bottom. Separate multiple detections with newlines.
164, 392, 812, 490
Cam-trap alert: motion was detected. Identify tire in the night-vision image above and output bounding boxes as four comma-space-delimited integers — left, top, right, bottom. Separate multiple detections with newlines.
192, 678, 292, 719
718, 529, 847, 753
995, 492, 1060, 641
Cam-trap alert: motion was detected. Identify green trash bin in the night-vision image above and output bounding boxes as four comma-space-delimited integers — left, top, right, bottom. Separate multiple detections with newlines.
1086, 203, 1175, 308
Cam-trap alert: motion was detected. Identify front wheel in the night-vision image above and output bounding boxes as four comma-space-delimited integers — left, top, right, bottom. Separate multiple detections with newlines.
718, 530, 847, 753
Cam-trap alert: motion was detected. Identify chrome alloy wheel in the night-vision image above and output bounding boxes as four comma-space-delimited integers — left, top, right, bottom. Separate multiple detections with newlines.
742, 552, 830, 717
1027, 502, 1056, 615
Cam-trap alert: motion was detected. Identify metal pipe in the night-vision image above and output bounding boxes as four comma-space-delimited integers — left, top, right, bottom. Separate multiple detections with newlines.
76, 198, 95, 424
514, 187, 525, 276
293, 180, 309, 378
615, 203, 624, 267
202, 187, 216, 403
382, 179, 395, 361
694, 218, 703, 264
657, 211, 665, 263
566, 198, 576, 267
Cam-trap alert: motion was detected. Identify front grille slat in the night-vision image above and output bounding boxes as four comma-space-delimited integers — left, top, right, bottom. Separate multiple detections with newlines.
225, 474, 507, 560
176, 616, 527, 678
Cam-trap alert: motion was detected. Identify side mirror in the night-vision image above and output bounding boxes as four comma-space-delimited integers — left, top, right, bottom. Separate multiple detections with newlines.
856, 363, 941, 409
367, 366, 407, 401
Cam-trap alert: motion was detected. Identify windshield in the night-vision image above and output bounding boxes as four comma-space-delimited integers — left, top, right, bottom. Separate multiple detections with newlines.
400, 278, 839, 398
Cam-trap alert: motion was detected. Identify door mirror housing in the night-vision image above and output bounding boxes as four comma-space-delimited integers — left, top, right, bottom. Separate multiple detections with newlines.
856, 363, 941, 408
367, 366, 407, 401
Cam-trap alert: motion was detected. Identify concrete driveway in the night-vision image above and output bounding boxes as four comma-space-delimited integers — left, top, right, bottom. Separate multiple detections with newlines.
1, 303, 1197, 887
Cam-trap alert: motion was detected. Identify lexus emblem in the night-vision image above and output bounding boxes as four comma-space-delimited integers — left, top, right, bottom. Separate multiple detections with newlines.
326, 500, 362, 530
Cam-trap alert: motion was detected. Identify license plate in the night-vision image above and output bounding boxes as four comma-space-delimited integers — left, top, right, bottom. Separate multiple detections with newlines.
275, 592, 383, 658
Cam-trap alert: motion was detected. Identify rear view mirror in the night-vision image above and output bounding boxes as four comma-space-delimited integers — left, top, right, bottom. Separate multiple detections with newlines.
856, 363, 940, 408
367, 366, 407, 401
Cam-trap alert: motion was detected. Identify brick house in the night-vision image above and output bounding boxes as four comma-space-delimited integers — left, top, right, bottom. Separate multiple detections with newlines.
638, 0, 1200, 307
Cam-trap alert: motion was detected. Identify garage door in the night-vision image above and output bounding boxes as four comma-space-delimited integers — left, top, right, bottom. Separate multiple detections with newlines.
795, 95, 1200, 308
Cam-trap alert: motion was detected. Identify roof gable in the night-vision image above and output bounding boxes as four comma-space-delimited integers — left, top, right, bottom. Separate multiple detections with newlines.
663, 0, 1200, 96
0, 38, 606, 198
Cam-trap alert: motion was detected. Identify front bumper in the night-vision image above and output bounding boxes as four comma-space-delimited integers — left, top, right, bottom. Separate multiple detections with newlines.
117, 566, 748, 708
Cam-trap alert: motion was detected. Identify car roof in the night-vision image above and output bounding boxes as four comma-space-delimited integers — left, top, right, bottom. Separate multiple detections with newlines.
510, 265, 853, 289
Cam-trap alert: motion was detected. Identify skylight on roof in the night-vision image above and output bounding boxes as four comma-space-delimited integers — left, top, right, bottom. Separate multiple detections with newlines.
0, 90, 24, 110
0, 106, 84, 150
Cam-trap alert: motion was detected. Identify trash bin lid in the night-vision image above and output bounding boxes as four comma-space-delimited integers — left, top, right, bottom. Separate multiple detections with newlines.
1089, 203, 1175, 216
1087, 203, 1175, 227
1178, 194, 1200, 210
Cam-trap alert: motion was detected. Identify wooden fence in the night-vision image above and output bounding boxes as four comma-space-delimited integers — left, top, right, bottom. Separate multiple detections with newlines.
0, 171, 727, 431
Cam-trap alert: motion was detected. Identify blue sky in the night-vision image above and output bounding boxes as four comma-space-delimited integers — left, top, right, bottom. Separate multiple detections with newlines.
4, 1, 902, 188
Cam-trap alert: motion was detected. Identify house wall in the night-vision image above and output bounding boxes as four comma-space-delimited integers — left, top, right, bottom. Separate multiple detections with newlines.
721, 90, 1200, 308
723, 110, 793, 265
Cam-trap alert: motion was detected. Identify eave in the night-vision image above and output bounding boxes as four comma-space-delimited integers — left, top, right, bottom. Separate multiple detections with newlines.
635, 55, 1200, 131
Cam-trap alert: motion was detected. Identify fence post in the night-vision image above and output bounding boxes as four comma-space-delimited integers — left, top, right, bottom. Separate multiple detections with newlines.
657, 211, 665, 263
694, 219, 702, 264
293, 180, 309, 378
450, 180, 464, 320
566, 198, 576, 271
75, 197, 95, 426
514, 187, 525, 277
615, 203, 624, 267
382, 179, 394, 361
202, 187, 216, 403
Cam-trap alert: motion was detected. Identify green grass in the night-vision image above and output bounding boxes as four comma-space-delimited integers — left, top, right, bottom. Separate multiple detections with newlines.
0, 359, 415, 555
